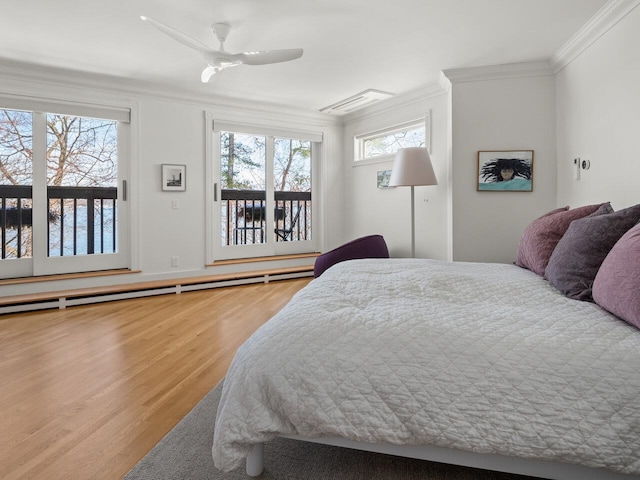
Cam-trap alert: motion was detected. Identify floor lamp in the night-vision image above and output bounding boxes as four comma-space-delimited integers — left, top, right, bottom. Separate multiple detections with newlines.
388, 147, 438, 258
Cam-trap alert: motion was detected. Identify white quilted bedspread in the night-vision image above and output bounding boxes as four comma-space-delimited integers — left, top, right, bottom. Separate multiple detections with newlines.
212, 259, 640, 475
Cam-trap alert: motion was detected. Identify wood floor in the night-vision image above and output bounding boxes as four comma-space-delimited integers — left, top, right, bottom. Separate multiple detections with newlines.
0, 277, 311, 480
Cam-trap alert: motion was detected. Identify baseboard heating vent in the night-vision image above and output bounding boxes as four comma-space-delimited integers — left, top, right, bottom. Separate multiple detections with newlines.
0, 267, 313, 315
320, 89, 394, 115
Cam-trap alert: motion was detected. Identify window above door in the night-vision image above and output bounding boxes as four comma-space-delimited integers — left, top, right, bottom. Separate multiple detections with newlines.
353, 117, 430, 166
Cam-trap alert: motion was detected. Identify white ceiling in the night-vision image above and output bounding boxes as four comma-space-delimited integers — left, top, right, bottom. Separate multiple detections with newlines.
0, 0, 608, 112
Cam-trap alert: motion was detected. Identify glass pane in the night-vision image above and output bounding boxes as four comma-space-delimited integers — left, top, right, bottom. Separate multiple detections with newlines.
220, 132, 266, 246
274, 138, 311, 242
46, 114, 118, 257
363, 124, 425, 159
0, 109, 33, 259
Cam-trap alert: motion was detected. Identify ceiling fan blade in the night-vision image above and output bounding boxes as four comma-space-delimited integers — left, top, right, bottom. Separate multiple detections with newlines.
140, 16, 214, 55
236, 48, 303, 65
201, 65, 219, 83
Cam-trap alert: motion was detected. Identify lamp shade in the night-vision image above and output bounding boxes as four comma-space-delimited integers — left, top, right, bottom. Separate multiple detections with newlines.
388, 147, 438, 187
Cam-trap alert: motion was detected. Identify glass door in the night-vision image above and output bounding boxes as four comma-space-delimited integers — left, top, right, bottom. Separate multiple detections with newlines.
1, 105, 129, 279
211, 125, 316, 261
0, 108, 33, 278
217, 131, 270, 257
273, 137, 312, 246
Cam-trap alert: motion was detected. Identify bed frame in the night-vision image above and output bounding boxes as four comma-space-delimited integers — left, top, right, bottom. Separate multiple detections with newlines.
245, 435, 640, 479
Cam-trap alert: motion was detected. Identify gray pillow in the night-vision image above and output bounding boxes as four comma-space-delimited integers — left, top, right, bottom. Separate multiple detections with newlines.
545, 203, 640, 300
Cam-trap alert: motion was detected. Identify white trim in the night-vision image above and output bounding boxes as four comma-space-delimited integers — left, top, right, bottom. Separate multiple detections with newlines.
0, 100, 132, 278
343, 85, 445, 124
36, 253, 129, 276
443, 61, 554, 84
438, 71, 452, 94
0, 93, 130, 122
31, 113, 48, 276
550, 0, 640, 73
212, 120, 323, 143
314, 140, 326, 254
205, 111, 215, 265
355, 119, 425, 142
249, 435, 640, 480
128, 102, 140, 272
208, 121, 319, 262
0, 270, 313, 315
351, 155, 396, 167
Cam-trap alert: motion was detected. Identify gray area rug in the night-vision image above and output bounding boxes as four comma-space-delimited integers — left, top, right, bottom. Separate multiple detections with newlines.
124, 382, 539, 480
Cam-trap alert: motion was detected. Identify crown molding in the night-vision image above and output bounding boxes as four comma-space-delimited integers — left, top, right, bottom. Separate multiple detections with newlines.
0, 58, 340, 128
443, 61, 554, 84
550, 0, 640, 73
437, 72, 452, 93
443, 0, 640, 83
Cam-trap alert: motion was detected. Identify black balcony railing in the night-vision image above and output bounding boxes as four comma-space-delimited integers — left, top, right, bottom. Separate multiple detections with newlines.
1, 185, 31, 258
0, 185, 117, 259
221, 189, 311, 245
1, 185, 311, 260
47, 186, 117, 256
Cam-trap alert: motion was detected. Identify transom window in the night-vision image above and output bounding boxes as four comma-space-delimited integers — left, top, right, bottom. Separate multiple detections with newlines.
355, 119, 427, 164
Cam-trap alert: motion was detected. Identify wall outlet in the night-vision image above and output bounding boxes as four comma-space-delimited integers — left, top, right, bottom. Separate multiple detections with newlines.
171, 256, 179, 267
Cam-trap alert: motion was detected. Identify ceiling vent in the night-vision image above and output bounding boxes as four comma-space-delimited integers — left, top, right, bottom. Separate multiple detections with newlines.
320, 89, 394, 115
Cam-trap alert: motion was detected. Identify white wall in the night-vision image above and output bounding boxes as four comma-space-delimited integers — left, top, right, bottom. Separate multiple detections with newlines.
341, 88, 450, 260
137, 100, 208, 275
0, 66, 343, 296
556, 4, 640, 211
446, 66, 557, 264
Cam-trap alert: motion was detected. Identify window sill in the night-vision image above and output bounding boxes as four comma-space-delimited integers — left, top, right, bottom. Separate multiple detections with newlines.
206, 252, 319, 267
352, 154, 395, 167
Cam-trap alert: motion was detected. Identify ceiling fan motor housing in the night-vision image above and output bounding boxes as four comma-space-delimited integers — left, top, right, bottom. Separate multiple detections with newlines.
212, 23, 232, 45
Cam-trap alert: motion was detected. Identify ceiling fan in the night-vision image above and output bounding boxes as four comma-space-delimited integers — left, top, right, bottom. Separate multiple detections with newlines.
140, 16, 303, 83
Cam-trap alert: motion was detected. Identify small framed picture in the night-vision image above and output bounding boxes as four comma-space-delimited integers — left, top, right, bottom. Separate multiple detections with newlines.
477, 150, 533, 192
377, 170, 393, 189
161, 164, 186, 191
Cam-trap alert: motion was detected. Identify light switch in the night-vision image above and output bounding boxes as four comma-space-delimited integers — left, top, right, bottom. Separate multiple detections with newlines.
171, 199, 179, 209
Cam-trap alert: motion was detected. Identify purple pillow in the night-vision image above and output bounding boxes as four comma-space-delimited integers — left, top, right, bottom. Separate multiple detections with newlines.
314, 235, 389, 277
545, 203, 640, 300
516, 204, 606, 276
592, 223, 640, 329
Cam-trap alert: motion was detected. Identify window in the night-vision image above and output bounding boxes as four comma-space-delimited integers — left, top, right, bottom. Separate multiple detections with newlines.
0, 98, 130, 279
354, 118, 428, 164
207, 119, 320, 261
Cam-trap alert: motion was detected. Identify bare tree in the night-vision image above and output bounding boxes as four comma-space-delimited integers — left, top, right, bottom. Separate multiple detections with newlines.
1, 109, 117, 259
46, 114, 117, 187
364, 127, 425, 158
275, 139, 310, 192
0, 110, 32, 186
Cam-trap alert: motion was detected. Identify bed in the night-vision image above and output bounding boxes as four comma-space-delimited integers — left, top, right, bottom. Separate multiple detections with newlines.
211, 258, 640, 479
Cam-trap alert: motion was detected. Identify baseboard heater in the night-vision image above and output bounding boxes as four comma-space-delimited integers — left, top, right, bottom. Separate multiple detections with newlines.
0, 267, 313, 315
